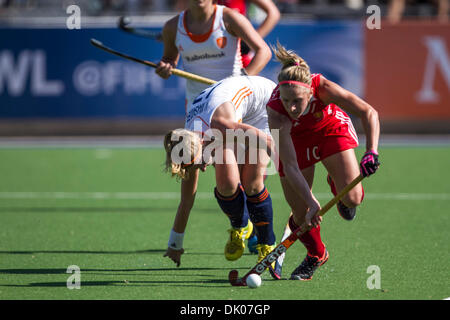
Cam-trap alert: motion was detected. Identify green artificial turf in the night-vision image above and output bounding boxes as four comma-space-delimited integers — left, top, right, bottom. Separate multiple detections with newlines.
0, 146, 448, 300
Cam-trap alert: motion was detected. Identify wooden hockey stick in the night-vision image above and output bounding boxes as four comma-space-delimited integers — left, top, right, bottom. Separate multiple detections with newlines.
90, 38, 216, 85
229, 174, 365, 286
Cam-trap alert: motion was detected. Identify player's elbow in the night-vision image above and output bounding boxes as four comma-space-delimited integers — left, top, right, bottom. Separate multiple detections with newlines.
270, 8, 281, 24
364, 105, 379, 124
258, 43, 272, 65
252, 40, 271, 60
210, 117, 231, 135
283, 161, 300, 177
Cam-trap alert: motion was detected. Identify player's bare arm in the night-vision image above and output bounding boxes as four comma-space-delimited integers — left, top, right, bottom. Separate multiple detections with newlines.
156, 16, 180, 79
210, 103, 274, 155
267, 107, 321, 227
317, 77, 380, 152
249, 0, 281, 38
222, 8, 271, 75
164, 167, 199, 267
317, 76, 381, 177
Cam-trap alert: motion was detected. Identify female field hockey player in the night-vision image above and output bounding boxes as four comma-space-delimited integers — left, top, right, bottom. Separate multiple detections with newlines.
267, 43, 380, 281
163, 75, 320, 269
177, 0, 280, 67
217, 0, 280, 39
156, 0, 272, 265
216, 0, 280, 67
156, 0, 271, 105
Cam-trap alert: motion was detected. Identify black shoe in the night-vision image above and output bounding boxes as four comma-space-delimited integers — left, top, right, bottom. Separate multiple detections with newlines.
327, 174, 357, 221
336, 201, 356, 221
290, 249, 329, 281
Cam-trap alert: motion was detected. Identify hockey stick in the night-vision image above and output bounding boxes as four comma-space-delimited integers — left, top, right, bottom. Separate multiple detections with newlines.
229, 174, 365, 286
118, 16, 163, 42
268, 219, 291, 280
90, 39, 217, 85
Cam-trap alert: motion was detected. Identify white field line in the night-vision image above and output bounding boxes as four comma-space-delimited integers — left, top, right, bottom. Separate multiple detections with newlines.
0, 192, 449, 201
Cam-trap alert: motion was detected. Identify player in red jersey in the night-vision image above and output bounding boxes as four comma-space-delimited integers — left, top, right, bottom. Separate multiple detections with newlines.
218, 0, 280, 67
267, 43, 380, 281
217, 0, 280, 38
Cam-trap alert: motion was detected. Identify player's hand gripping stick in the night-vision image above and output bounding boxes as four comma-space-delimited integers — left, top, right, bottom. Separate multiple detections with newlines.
228, 174, 365, 286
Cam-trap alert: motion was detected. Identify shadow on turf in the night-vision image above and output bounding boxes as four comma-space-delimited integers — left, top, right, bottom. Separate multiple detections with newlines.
0, 266, 249, 288
0, 249, 167, 254
1, 279, 232, 288
0, 267, 235, 275
0, 267, 237, 288
0, 206, 218, 213
0, 250, 242, 256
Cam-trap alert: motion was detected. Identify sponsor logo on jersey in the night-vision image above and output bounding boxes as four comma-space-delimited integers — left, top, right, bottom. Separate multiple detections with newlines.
216, 37, 227, 49
184, 51, 225, 62
186, 102, 208, 124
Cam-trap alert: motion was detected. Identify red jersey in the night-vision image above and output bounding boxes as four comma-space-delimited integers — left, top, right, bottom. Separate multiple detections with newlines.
218, 0, 247, 15
267, 73, 358, 142
267, 73, 358, 171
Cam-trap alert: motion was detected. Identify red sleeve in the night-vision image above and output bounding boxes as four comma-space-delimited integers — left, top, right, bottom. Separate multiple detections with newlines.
266, 85, 289, 117
311, 73, 322, 100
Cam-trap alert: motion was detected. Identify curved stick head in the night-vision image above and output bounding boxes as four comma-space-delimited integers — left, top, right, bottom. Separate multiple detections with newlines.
118, 16, 131, 28
90, 38, 103, 48
228, 270, 245, 286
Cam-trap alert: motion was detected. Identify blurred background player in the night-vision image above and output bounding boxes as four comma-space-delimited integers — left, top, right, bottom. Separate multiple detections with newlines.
216, 0, 280, 67
163, 75, 278, 268
155, 0, 272, 266
175, 0, 280, 67
267, 42, 380, 281
387, 0, 449, 23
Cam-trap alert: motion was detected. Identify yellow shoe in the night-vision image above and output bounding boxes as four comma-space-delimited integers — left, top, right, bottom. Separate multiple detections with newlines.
256, 243, 276, 271
225, 220, 254, 261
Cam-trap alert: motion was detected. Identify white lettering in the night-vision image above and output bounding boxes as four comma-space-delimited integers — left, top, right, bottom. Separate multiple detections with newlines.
0, 50, 31, 96
66, 5, 81, 30
312, 146, 320, 160
103, 61, 122, 95
66, 265, 81, 289
366, 265, 381, 290
73, 60, 185, 97
73, 60, 102, 96
31, 50, 64, 96
416, 37, 450, 103
0, 50, 64, 96
366, 5, 381, 30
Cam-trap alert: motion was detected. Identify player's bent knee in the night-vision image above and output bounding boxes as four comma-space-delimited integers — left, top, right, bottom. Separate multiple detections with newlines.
241, 181, 264, 197
342, 189, 363, 208
215, 184, 240, 198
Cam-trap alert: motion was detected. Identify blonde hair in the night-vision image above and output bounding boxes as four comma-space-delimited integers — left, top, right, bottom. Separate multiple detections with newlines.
272, 41, 311, 85
163, 128, 202, 180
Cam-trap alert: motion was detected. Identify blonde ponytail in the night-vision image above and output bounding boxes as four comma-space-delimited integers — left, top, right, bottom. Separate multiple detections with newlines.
272, 41, 311, 85
163, 129, 202, 180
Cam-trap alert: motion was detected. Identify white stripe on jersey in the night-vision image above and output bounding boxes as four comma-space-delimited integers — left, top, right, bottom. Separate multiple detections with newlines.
335, 110, 359, 143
